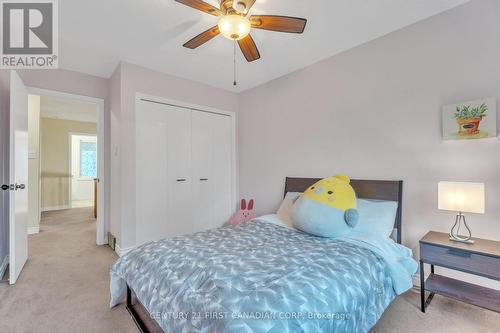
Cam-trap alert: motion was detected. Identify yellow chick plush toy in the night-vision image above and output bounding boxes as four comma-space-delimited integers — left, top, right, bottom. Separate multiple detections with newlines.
291, 175, 358, 238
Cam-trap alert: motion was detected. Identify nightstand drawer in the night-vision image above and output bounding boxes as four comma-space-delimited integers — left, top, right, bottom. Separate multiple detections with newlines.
420, 243, 500, 281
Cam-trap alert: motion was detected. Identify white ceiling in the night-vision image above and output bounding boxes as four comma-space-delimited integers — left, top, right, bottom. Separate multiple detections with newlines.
40, 95, 97, 123
59, 0, 469, 92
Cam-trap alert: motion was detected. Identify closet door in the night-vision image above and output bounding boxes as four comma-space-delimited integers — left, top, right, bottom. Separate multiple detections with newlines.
191, 111, 215, 230
210, 113, 233, 228
136, 100, 192, 245
165, 106, 193, 239
192, 111, 233, 231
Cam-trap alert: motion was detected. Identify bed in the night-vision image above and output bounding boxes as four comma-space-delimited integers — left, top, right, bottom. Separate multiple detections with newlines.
110, 178, 416, 333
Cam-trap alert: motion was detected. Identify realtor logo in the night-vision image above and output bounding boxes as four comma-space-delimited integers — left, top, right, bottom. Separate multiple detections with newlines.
1, 0, 58, 69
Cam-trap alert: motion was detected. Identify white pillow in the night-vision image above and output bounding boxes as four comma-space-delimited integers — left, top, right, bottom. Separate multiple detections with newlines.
276, 192, 301, 229
353, 199, 398, 238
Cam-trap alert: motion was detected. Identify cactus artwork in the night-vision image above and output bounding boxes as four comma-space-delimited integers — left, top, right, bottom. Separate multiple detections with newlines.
442, 98, 497, 140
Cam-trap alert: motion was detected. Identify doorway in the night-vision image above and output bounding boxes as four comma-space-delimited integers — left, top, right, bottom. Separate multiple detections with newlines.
27, 88, 106, 246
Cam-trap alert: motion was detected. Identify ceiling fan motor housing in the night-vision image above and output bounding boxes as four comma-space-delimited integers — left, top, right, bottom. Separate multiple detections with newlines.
234, 1, 247, 13
220, 0, 247, 14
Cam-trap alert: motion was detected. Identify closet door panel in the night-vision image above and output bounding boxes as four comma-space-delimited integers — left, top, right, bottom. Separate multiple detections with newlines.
165, 106, 193, 238
136, 101, 169, 245
191, 111, 214, 231
210, 114, 233, 227
192, 111, 233, 231
136, 101, 193, 245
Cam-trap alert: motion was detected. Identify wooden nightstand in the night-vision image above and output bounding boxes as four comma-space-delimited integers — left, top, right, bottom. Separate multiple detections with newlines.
419, 231, 500, 313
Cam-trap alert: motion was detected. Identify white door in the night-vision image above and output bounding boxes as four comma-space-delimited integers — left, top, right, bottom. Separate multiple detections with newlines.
192, 111, 233, 231
136, 100, 192, 245
9, 71, 29, 284
70, 135, 97, 206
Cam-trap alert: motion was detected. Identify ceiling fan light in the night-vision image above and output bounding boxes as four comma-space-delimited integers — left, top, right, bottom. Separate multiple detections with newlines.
218, 15, 251, 41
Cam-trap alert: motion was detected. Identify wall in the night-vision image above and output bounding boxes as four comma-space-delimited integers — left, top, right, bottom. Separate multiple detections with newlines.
27, 95, 41, 233
0, 70, 10, 274
17, 69, 108, 103
113, 62, 239, 250
40, 118, 96, 211
238, 0, 500, 287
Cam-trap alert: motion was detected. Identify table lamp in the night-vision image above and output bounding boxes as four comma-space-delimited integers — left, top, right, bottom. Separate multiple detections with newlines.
438, 181, 485, 244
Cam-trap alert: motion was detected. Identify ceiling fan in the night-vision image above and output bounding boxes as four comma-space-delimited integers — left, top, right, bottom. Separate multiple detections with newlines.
174, 0, 307, 62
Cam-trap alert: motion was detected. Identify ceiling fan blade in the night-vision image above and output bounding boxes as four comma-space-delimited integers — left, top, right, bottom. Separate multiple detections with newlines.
250, 15, 307, 33
238, 34, 260, 62
183, 26, 220, 49
175, 0, 221, 16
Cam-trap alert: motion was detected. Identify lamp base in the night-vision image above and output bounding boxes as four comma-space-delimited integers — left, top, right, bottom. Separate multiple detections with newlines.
448, 236, 475, 244
449, 212, 474, 245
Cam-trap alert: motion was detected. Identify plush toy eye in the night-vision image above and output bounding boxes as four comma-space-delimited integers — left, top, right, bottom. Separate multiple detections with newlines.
310, 186, 315, 190
328, 191, 333, 195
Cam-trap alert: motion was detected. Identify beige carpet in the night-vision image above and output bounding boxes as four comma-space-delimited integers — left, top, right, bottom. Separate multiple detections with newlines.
1, 208, 499, 333
0, 208, 136, 333
373, 288, 500, 332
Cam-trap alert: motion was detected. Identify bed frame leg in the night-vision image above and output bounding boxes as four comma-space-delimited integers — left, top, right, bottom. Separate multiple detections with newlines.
126, 285, 150, 333
127, 285, 132, 308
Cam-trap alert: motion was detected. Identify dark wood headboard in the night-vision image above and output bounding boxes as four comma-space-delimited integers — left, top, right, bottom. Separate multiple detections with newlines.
284, 177, 403, 244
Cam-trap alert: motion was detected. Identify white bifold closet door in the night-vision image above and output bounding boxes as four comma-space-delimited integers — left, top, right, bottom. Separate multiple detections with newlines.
136, 100, 233, 246
191, 110, 233, 232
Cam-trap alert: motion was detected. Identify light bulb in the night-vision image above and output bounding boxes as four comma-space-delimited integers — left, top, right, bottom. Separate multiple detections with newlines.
218, 15, 251, 41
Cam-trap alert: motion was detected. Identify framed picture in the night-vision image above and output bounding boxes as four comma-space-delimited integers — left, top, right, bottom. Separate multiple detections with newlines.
442, 98, 497, 140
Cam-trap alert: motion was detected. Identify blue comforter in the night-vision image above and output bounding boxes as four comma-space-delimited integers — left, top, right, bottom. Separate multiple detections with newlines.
110, 220, 417, 333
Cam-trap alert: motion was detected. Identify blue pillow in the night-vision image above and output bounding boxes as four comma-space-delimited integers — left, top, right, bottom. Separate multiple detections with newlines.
353, 199, 398, 239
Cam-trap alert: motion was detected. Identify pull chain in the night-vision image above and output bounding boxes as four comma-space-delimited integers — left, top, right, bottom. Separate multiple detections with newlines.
233, 41, 237, 86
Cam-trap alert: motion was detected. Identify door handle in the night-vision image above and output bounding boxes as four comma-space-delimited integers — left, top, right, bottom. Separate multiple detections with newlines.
15, 184, 26, 190
200, 178, 208, 181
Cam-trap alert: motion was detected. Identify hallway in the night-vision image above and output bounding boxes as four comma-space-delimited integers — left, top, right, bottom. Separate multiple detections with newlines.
0, 208, 135, 333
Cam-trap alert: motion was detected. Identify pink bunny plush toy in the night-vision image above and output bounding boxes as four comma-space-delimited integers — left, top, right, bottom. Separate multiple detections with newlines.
227, 199, 256, 225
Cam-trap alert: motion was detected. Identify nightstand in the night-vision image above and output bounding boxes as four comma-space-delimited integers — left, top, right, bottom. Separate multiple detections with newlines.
419, 231, 500, 313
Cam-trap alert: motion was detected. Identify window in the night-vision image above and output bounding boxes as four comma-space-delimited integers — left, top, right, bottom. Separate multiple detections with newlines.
80, 141, 97, 178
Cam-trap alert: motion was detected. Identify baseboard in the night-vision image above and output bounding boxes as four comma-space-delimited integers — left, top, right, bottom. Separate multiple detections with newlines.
413, 270, 431, 288
412, 273, 420, 287
115, 244, 135, 257
41, 205, 71, 212
28, 226, 40, 235
0, 255, 8, 280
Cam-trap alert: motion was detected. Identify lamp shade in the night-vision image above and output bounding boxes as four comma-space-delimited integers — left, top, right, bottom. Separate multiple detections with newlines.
438, 182, 485, 214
